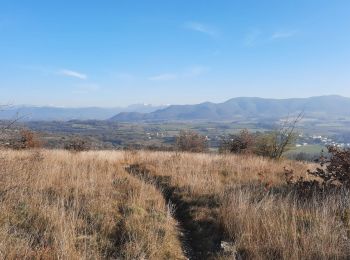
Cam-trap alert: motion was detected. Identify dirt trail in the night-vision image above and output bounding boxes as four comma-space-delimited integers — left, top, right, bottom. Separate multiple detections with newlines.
125, 164, 225, 260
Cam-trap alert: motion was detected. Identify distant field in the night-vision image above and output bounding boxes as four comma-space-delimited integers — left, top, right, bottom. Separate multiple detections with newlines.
20, 120, 271, 149
1, 149, 349, 259
286, 144, 325, 155
2, 119, 348, 151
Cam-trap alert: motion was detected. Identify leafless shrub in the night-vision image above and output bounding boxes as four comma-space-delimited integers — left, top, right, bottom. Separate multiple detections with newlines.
64, 138, 89, 152
0, 104, 28, 133
285, 146, 350, 199
175, 130, 208, 153
307, 146, 350, 188
255, 113, 302, 159
219, 129, 255, 154
7, 129, 42, 149
19, 130, 42, 149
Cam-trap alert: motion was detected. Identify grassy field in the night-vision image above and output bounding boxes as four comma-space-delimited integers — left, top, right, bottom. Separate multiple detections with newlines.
284, 144, 326, 160
1, 149, 349, 259
288, 144, 325, 154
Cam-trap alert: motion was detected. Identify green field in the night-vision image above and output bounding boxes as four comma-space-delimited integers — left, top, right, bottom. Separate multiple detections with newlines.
284, 144, 326, 161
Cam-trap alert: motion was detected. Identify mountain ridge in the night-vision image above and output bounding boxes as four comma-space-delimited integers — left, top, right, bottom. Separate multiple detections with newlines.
109, 95, 350, 122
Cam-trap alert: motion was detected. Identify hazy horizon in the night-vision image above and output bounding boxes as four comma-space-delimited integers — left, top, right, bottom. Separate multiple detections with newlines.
1, 1, 350, 107
2, 94, 348, 109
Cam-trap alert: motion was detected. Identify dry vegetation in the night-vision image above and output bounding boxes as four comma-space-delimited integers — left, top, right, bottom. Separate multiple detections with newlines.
0, 150, 184, 259
1, 149, 350, 259
123, 151, 350, 259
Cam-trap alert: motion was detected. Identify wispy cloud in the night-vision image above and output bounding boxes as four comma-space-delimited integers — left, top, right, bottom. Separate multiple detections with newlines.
148, 73, 177, 81
271, 30, 298, 40
184, 21, 218, 37
244, 28, 298, 46
59, 69, 87, 80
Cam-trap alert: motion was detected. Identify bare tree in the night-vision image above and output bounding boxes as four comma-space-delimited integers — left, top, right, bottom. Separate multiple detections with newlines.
0, 105, 29, 148
255, 112, 303, 159
176, 130, 208, 153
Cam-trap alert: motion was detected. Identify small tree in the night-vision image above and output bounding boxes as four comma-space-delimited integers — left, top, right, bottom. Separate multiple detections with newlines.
255, 113, 302, 159
0, 105, 30, 149
219, 129, 255, 154
255, 131, 297, 159
0, 106, 24, 142
176, 130, 208, 153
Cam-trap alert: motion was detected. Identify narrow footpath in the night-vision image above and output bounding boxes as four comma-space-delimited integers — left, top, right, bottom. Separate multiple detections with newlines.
125, 164, 225, 260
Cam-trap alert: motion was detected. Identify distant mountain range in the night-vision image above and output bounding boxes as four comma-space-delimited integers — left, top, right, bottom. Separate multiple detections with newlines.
110, 95, 350, 122
2, 96, 350, 122
0, 104, 168, 121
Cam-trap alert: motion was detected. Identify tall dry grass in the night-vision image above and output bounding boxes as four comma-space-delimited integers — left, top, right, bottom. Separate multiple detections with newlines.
0, 150, 184, 259
124, 151, 350, 259
220, 187, 350, 259
1, 149, 349, 259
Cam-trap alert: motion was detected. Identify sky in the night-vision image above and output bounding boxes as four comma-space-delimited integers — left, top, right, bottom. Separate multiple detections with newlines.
1, 0, 350, 107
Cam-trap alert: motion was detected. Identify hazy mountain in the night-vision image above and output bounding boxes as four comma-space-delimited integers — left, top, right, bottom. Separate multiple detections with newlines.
110, 95, 350, 122
0, 104, 168, 121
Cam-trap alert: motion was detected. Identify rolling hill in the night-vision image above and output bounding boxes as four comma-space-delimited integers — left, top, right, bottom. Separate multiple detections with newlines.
110, 95, 350, 122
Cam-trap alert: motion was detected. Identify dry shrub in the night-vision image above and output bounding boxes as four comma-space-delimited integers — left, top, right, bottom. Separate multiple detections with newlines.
219, 127, 297, 159
285, 146, 350, 197
175, 130, 208, 153
7, 129, 42, 149
308, 146, 350, 188
219, 129, 255, 154
254, 130, 297, 159
64, 138, 89, 152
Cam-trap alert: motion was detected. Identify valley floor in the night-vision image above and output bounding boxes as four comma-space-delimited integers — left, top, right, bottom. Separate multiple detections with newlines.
0, 150, 349, 259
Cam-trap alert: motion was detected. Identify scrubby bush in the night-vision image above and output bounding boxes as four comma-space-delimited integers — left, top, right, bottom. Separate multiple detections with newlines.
64, 138, 89, 152
219, 129, 255, 154
219, 129, 297, 159
7, 129, 42, 149
20, 130, 42, 149
175, 130, 208, 152
218, 115, 300, 158
308, 146, 350, 188
254, 131, 296, 159
285, 146, 350, 197
255, 114, 301, 159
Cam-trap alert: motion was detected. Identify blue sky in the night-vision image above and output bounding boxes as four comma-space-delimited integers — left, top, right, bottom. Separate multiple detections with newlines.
1, 0, 350, 107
